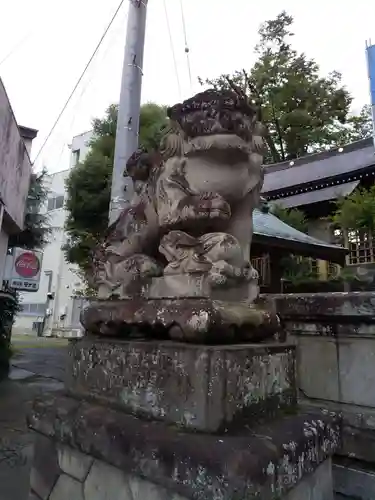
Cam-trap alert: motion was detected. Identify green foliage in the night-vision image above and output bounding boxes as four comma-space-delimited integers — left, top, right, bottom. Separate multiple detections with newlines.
201, 11, 370, 163
281, 256, 316, 285
332, 186, 375, 231
8, 168, 51, 250
271, 204, 308, 233
342, 105, 373, 144
0, 289, 20, 378
64, 103, 168, 283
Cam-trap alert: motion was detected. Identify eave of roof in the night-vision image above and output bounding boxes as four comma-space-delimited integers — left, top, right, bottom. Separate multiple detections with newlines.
262, 137, 375, 199
269, 181, 359, 209
18, 125, 38, 141
252, 208, 347, 265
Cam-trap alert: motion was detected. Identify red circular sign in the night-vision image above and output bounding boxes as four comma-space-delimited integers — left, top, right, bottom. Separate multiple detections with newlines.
15, 252, 40, 278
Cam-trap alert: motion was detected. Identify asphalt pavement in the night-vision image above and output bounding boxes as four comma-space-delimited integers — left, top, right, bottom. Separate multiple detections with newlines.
0, 335, 67, 500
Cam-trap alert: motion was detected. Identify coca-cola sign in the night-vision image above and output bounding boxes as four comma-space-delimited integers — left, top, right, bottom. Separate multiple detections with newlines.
5, 248, 43, 292
15, 252, 40, 278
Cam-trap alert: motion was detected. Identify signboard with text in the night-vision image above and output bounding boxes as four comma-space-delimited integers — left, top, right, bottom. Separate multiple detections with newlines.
6, 248, 43, 292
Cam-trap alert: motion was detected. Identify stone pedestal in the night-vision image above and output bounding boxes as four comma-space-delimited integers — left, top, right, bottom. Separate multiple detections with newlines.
28, 390, 339, 500
80, 296, 280, 343
27, 336, 341, 500
67, 338, 296, 432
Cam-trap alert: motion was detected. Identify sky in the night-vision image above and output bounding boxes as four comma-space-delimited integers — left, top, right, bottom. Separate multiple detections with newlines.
0, 0, 374, 173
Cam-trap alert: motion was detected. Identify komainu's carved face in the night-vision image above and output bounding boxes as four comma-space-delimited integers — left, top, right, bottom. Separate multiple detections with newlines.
167, 89, 258, 143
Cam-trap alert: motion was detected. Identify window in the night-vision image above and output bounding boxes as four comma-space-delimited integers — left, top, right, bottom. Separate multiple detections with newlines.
341, 229, 375, 265
20, 303, 47, 316
47, 195, 64, 211
72, 149, 80, 167
251, 255, 270, 286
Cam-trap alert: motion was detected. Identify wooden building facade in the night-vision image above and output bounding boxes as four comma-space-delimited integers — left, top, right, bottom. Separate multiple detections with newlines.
261, 137, 375, 282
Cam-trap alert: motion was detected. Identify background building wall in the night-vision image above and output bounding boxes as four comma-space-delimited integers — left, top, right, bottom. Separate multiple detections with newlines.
0, 79, 32, 233
13, 131, 93, 335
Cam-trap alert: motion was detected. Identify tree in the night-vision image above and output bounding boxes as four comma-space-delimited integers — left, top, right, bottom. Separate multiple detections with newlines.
345, 105, 373, 143
271, 204, 308, 233
8, 168, 51, 250
201, 11, 371, 163
332, 186, 375, 232
64, 103, 168, 284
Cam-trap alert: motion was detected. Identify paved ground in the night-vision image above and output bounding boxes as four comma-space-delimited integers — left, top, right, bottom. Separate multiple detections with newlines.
0, 335, 67, 500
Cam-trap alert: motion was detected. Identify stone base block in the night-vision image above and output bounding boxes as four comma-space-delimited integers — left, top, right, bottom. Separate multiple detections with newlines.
333, 460, 375, 500
66, 338, 296, 432
28, 393, 340, 500
80, 296, 281, 343
301, 398, 375, 465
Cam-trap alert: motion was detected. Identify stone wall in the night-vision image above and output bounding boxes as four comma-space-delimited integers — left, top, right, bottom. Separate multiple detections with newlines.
29, 428, 335, 500
272, 292, 375, 498
28, 390, 340, 500
30, 433, 187, 500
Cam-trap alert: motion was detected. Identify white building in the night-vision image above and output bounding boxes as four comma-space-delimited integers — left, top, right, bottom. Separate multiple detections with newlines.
13, 130, 93, 336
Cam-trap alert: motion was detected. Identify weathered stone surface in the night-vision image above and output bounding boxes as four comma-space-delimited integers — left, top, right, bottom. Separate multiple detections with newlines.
30, 433, 60, 500
272, 291, 375, 325
50, 474, 84, 500
285, 459, 333, 500
57, 444, 93, 481
274, 291, 375, 466
145, 274, 210, 299
334, 461, 375, 500
129, 476, 168, 500
301, 398, 375, 464
93, 89, 266, 311
28, 393, 341, 500
84, 460, 132, 500
338, 338, 375, 407
80, 297, 280, 343
297, 337, 339, 401
66, 338, 296, 431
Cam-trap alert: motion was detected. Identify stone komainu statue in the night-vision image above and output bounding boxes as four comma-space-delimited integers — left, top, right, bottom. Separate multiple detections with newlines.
84, 89, 279, 342
93, 89, 266, 301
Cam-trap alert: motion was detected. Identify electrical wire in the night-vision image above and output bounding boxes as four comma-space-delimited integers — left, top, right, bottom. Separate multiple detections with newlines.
0, 32, 33, 67
55, 4, 128, 170
33, 0, 126, 164
163, 0, 182, 100
179, 0, 193, 90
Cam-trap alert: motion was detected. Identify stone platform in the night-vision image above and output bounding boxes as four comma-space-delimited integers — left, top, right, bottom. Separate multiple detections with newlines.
66, 338, 296, 432
80, 296, 281, 343
28, 392, 340, 500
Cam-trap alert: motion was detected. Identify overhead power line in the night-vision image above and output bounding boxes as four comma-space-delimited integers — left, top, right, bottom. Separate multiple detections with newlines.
55, 7, 127, 170
163, 0, 182, 99
0, 32, 33, 68
33, 0, 126, 164
179, 0, 193, 90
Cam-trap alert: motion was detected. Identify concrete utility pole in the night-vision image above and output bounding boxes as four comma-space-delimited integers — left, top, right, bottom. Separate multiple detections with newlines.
109, 0, 148, 225
366, 40, 375, 150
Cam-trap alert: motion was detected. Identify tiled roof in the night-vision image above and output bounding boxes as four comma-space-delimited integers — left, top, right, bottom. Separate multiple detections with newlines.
252, 208, 346, 262
262, 138, 375, 195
